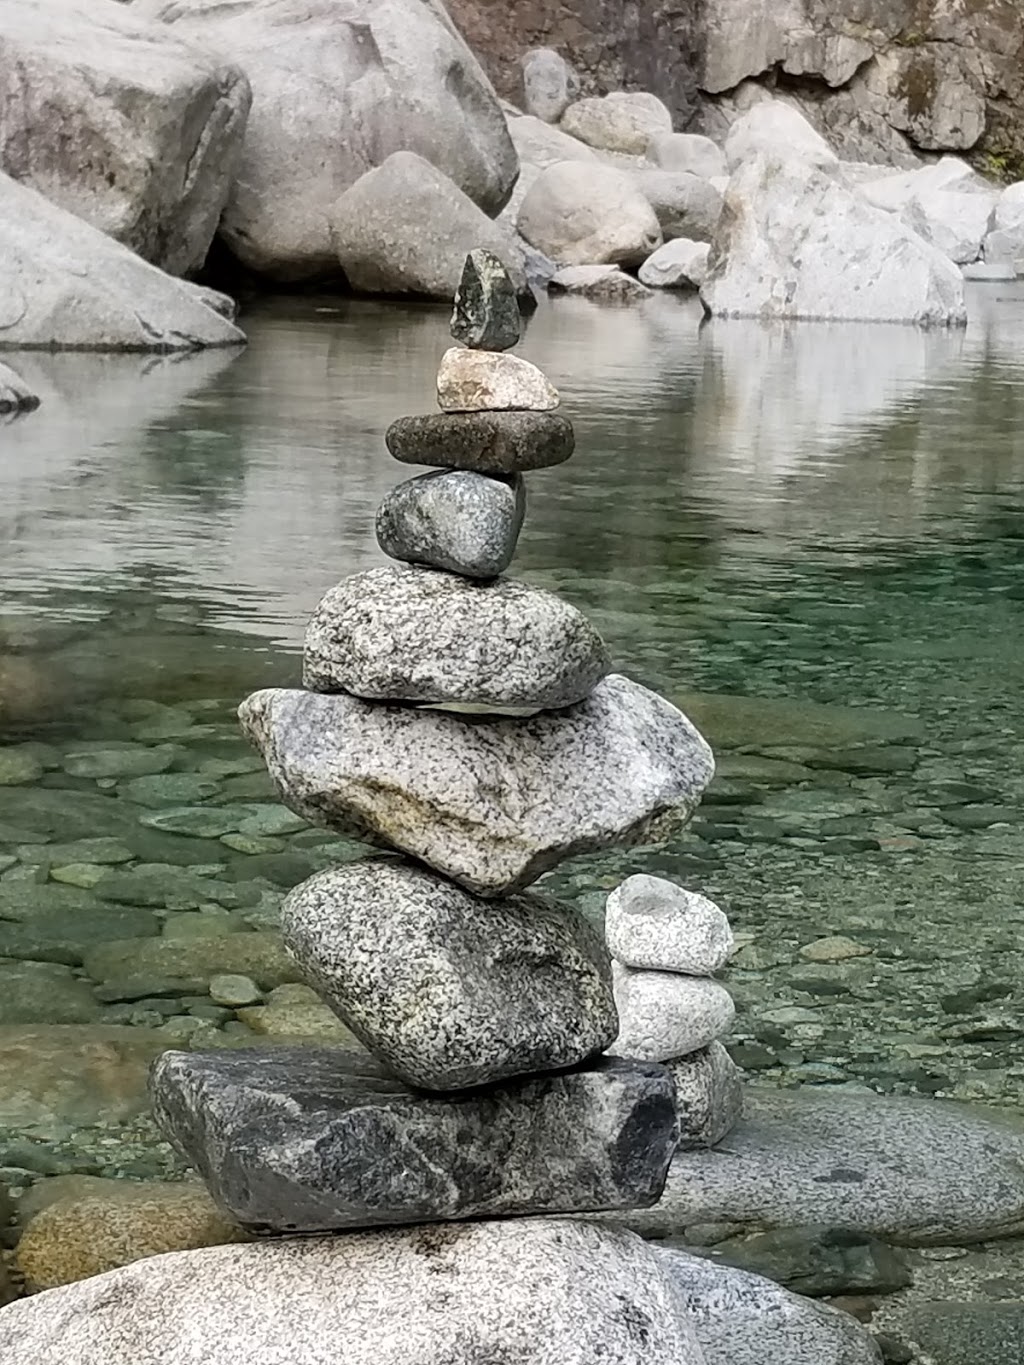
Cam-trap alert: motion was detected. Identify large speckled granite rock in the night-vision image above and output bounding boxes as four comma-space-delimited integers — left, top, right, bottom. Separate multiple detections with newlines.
436, 346, 559, 413
659, 1250, 884, 1365
375, 470, 524, 579
303, 565, 609, 712
597, 1086, 1024, 1245
387, 409, 575, 474
0, 1220, 706, 1365
281, 859, 616, 1090
238, 675, 715, 896
608, 964, 735, 1063
150, 1048, 678, 1231
670, 1042, 743, 1150
450, 248, 521, 351
606, 874, 734, 974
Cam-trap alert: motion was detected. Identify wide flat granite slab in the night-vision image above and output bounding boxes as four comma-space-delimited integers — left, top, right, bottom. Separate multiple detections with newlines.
151, 1048, 678, 1233
595, 1086, 1024, 1246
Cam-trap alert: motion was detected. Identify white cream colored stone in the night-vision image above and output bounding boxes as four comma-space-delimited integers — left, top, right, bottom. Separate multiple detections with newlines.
436, 348, 559, 413
648, 134, 726, 180
561, 92, 672, 155
518, 162, 662, 268
605, 874, 733, 973
902, 188, 997, 265
724, 102, 836, 170
607, 962, 735, 1063
639, 240, 711, 290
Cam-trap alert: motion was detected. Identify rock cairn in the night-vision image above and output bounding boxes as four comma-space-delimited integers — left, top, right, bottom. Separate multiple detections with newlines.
149, 250, 716, 1242
606, 873, 743, 1149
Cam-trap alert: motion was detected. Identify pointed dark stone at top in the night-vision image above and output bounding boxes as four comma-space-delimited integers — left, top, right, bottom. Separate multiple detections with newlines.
450, 249, 521, 352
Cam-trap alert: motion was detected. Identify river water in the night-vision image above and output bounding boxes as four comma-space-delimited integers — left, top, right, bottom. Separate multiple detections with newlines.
3, 287, 1024, 1167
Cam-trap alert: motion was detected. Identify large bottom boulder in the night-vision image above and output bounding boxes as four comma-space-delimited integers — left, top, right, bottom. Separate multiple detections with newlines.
0, 172, 244, 351
0, 1219, 707, 1365
701, 148, 967, 327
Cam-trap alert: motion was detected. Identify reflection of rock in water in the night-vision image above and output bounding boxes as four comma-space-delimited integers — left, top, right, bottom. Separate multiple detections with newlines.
0, 656, 58, 730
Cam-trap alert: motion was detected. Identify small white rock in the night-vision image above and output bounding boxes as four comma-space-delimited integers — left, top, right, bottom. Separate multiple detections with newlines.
963, 261, 1017, 280
521, 47, 577, 125
647, 133, 726, 180
549, 264, 651, 300
605, 874, 733, 974
638, 239, 711, 290
561, 91, 672, 155
669, 1040, 743, 1149
436, 347, 559, 413
209, 973, 262, 1008
607, 961, 736, 1063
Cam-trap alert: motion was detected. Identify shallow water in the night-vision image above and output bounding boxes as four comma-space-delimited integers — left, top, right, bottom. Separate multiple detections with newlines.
3, 285, 1024, 1163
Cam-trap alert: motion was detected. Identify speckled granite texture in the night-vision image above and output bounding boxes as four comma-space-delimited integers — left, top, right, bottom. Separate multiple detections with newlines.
150, 1048, 679, 1231
375, 469, 525, 579
0, 1221, 706, 1365
238, 674, 715, 896
669, 1041, 744, 1150
302, 564, 610, 711
282, 858, 616, 1090
608, 962, 736, 1062
606, 873, 734, 974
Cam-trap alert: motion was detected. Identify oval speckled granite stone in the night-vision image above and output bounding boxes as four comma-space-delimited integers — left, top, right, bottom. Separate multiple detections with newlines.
0, 1219, 706, 1365
238, 675, 715, 897
303, 565, 611, 712
282, 859, 617, 1090
386, 410, 575, 474
375, 470, 525, 579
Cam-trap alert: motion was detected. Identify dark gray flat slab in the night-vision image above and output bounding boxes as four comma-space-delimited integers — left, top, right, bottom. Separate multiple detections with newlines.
151, 1047, 678, 1233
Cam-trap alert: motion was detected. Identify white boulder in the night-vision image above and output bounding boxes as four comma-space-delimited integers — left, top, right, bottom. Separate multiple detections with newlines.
607, 962, 736, 1063
0, 172, 245, 352
902, 187, 997, 265
648, 134, 726, 181
518, 162, 662, 267
702, 148, 968, 327
329, 152, 525, 300
984, 181, 1024, 268
724, 102, 836, 171
858, 156, 989, 213
605, 874, 733, 972
561, 92, 673, 155
135, 0, 518, 281
0, 0, 250, 277
521, 48, 577, 124
0, 1219, 708, 1365
639, 240, 710, 290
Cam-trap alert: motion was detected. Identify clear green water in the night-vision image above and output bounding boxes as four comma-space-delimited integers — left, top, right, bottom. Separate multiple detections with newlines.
4, 287, 1024, 1176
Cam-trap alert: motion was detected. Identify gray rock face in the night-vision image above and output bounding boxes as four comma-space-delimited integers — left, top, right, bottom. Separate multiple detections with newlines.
239, 675, 715, 896
387, 410, 575, 474
561, 92, 673, 155
136, 0, 518, 282
670, 1042, 743, 1149
151, 1048, 679, 1230
0, 0, 251, 277
302, 565, 610, 711
658, 1250, 884, 1365
0, 173, 245, 352
601, 1086, 1024, 1245
632, 170, 724, 243
375, 470, 525, 578
0, 362, 39, 417
0, 1220, 706, 1365
281, 859, 617, 1090
450, 248, 521, 351
521, 48, 578, 124
518, 161, 663, 267
609, 963, 736, 1063
330, 153, 526, 301
606, 874, 734, 974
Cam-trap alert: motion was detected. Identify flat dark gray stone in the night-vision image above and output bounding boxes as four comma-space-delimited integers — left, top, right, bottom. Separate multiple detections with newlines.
281, 858, 616, 1090
450, 248, 521, 351
386, 410, 575, 474
375, 469, 524, 579
151, 1048, 679, 1233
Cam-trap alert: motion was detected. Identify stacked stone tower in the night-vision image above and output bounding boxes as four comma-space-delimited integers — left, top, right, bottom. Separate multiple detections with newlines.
150, 252, 716, 1238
